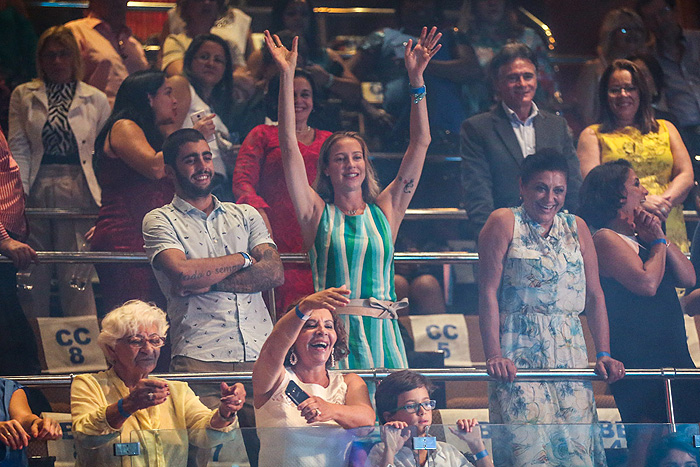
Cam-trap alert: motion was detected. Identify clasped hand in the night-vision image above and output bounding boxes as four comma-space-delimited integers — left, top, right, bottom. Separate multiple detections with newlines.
218, 382, 245, 420
0, 418, 62, 451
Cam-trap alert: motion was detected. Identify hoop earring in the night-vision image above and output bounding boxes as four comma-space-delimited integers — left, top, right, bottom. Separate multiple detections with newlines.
289, 349, 298, 366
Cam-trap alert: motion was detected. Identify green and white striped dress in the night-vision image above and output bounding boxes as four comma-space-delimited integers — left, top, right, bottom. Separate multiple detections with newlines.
310, 203, 408, 370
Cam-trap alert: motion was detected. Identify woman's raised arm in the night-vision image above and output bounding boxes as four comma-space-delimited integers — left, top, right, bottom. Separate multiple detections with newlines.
264, 31, 325, 248
252, 287, 350, 408
376, 27, 440, 241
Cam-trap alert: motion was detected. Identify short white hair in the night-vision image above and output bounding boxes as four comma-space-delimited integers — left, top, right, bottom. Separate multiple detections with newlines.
97, 300, 169, 360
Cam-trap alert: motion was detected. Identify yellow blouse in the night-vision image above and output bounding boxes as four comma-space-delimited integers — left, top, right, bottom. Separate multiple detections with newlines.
71, 368, 237, 467
594, 120, 689, 252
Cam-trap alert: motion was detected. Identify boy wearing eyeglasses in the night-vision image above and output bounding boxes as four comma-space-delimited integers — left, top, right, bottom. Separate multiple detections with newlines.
368, 370, 493, 467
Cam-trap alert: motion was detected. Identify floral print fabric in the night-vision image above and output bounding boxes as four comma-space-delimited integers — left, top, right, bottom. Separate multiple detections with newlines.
489, 206, 606, 467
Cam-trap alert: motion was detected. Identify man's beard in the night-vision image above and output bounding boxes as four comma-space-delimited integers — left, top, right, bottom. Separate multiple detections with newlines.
176, 170, 213, 198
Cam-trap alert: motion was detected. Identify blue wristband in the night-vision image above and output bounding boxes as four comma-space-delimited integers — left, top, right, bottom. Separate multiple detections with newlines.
650, 238, 668, 247
474, 449, 489, 460
117, 398, 131, 419
596, 351, 611, 360
295, 304, 310, 321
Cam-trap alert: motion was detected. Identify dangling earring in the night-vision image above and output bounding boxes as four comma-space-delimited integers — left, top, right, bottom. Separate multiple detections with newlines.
289, 349, 298, 366
330, 348, 336, 368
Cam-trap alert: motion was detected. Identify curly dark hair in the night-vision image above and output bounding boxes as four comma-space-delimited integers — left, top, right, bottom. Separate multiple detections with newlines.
375, 370, 436, 424
578, 159, 633, 229
283, 299, 349, 369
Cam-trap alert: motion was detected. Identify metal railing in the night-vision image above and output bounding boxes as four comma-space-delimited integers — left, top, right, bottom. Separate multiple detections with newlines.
11, 368, 700, 428
24, 207, 471, 221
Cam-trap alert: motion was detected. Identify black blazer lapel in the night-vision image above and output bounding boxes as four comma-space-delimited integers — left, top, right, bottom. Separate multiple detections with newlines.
492, 106, 524, 166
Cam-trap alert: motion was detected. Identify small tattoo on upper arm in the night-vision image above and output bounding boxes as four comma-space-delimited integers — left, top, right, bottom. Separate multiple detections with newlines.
399, 176, 414, 194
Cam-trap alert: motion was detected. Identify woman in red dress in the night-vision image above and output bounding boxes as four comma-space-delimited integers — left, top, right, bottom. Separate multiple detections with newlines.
233, 69, 330, 317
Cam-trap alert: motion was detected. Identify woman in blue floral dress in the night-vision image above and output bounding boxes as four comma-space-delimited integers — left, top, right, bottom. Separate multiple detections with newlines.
477, 149, 626, 467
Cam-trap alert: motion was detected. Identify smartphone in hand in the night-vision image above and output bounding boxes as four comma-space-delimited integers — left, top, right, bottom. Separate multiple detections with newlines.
190, 109, 216, 142
285, 380, 310, 406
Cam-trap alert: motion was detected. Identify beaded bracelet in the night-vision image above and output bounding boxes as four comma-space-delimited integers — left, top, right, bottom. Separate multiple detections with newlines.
410, 84, 426, 104
596, 351, 611, 360
474, 449, 489, 460
295, 304, 310, 321
117, 398, 132, 419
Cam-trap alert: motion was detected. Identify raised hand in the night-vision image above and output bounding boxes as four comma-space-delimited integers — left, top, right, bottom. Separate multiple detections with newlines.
449, 419, 486, 456
297, 286, 351, 314
634, 207, 665, 244
381, 421, 413, 456
404, 26, 442, 84
263, 30, 298, 75
123, 379, 170, 413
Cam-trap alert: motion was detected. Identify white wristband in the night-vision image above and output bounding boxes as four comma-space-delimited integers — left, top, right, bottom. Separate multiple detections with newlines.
239, 251, 253, 269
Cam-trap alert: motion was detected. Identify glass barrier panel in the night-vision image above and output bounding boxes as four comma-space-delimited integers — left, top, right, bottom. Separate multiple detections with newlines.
72, 430, 122, 466
117, 423, 700, 467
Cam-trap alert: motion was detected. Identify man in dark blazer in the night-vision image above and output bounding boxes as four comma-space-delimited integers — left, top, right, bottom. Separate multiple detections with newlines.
460, 43, 582, 238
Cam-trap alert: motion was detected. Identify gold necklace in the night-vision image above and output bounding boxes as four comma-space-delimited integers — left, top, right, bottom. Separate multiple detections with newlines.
296, 125, 311, 134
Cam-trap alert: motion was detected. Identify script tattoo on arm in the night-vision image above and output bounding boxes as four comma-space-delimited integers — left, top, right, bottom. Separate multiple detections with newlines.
216, 243, 284, 293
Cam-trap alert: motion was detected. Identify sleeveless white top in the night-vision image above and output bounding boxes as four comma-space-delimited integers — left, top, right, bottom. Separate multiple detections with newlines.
256, 368, 352, 466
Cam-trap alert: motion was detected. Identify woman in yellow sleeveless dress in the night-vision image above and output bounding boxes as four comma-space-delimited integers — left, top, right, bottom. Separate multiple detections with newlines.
577, 59, 693, 251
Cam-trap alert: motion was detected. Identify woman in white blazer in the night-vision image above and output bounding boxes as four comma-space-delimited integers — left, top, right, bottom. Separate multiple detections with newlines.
8, 25, 110, 320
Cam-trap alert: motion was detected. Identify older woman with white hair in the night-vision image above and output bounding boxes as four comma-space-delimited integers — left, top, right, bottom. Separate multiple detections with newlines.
71, 300, 245, 467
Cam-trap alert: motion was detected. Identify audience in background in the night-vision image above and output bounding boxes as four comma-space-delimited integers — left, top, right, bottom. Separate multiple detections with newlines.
637, 0, 700, 180
91, 70, 175, 315
9, 26, 110, 320
350, 0, 477, 152
574, 8, 648, 127
253, 288, 374, 466
460, 43, 582, 239
456, 0, 559, 114
161, 0, 252, 75
169, 34, 237, 201
0, 0, 37, 134
233, 68, 332, 317
577, 59, 694, 251
0, 131, 40, 376
65, 0, 148, 106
